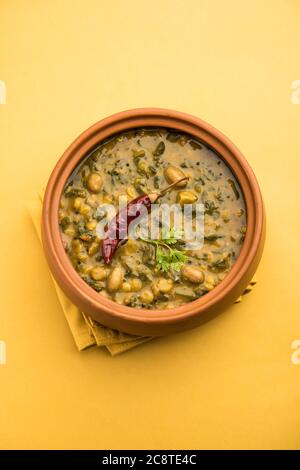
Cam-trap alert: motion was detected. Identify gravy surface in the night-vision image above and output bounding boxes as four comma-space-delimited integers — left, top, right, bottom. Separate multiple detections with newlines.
59, 128, 246, 309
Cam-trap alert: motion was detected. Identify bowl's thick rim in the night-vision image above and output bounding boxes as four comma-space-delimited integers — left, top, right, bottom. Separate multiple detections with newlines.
42, 108, 265, 334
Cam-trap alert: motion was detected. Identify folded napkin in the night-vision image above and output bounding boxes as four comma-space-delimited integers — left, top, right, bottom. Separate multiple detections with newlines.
27, 197, 257, 356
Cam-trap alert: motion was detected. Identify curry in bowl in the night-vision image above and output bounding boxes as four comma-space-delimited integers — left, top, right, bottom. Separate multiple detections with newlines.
59, 128, 246, 309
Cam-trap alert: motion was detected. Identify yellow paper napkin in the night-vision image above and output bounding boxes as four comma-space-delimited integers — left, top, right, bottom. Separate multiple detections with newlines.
27, 198, 257, 355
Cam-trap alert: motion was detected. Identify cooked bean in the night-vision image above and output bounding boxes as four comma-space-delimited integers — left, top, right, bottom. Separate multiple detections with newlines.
151, 282, 160, 297
86, 194, 98, 207
107, 265, 124, 292
91, 266, 107, 281
87, 173, 103, 193
58, 210, 69, 223
157, 278, 173, 293
64, 226, 75, 237
121, 282, 132, 292
137, 160, 148, 174
77, 252, 88, 262
86, 219, 97, 230
130, 278, 143, 292
140, 288, 154, 304
73, 197, 82, 211
177, 190, 198, 205
88, 241, 100, 256
126, 186, 137, 199
71, 239, 83, 253
204, 281, 214, 291
206, 275, 215, 285
164, 166, 188, 187
123, 293, 134, 305
79, 204, 90, 216
181, 265, 205, 283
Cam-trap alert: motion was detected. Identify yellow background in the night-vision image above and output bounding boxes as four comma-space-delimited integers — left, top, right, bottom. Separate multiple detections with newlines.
0, 0, 300, 450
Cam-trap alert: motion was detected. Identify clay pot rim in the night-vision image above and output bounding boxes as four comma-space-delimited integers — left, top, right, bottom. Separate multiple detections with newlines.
42, 108, 264, 332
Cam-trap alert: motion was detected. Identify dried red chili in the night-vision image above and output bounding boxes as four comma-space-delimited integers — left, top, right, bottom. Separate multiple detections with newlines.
101, 177, 188, 264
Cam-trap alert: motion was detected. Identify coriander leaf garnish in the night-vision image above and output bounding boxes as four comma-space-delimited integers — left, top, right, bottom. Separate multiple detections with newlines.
140, 231, 188, 272
161, 227, 184, 245
156, 246, 172, 272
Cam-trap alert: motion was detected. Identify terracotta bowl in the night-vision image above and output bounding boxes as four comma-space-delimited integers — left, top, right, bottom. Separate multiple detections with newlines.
42, 108, 265, 336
